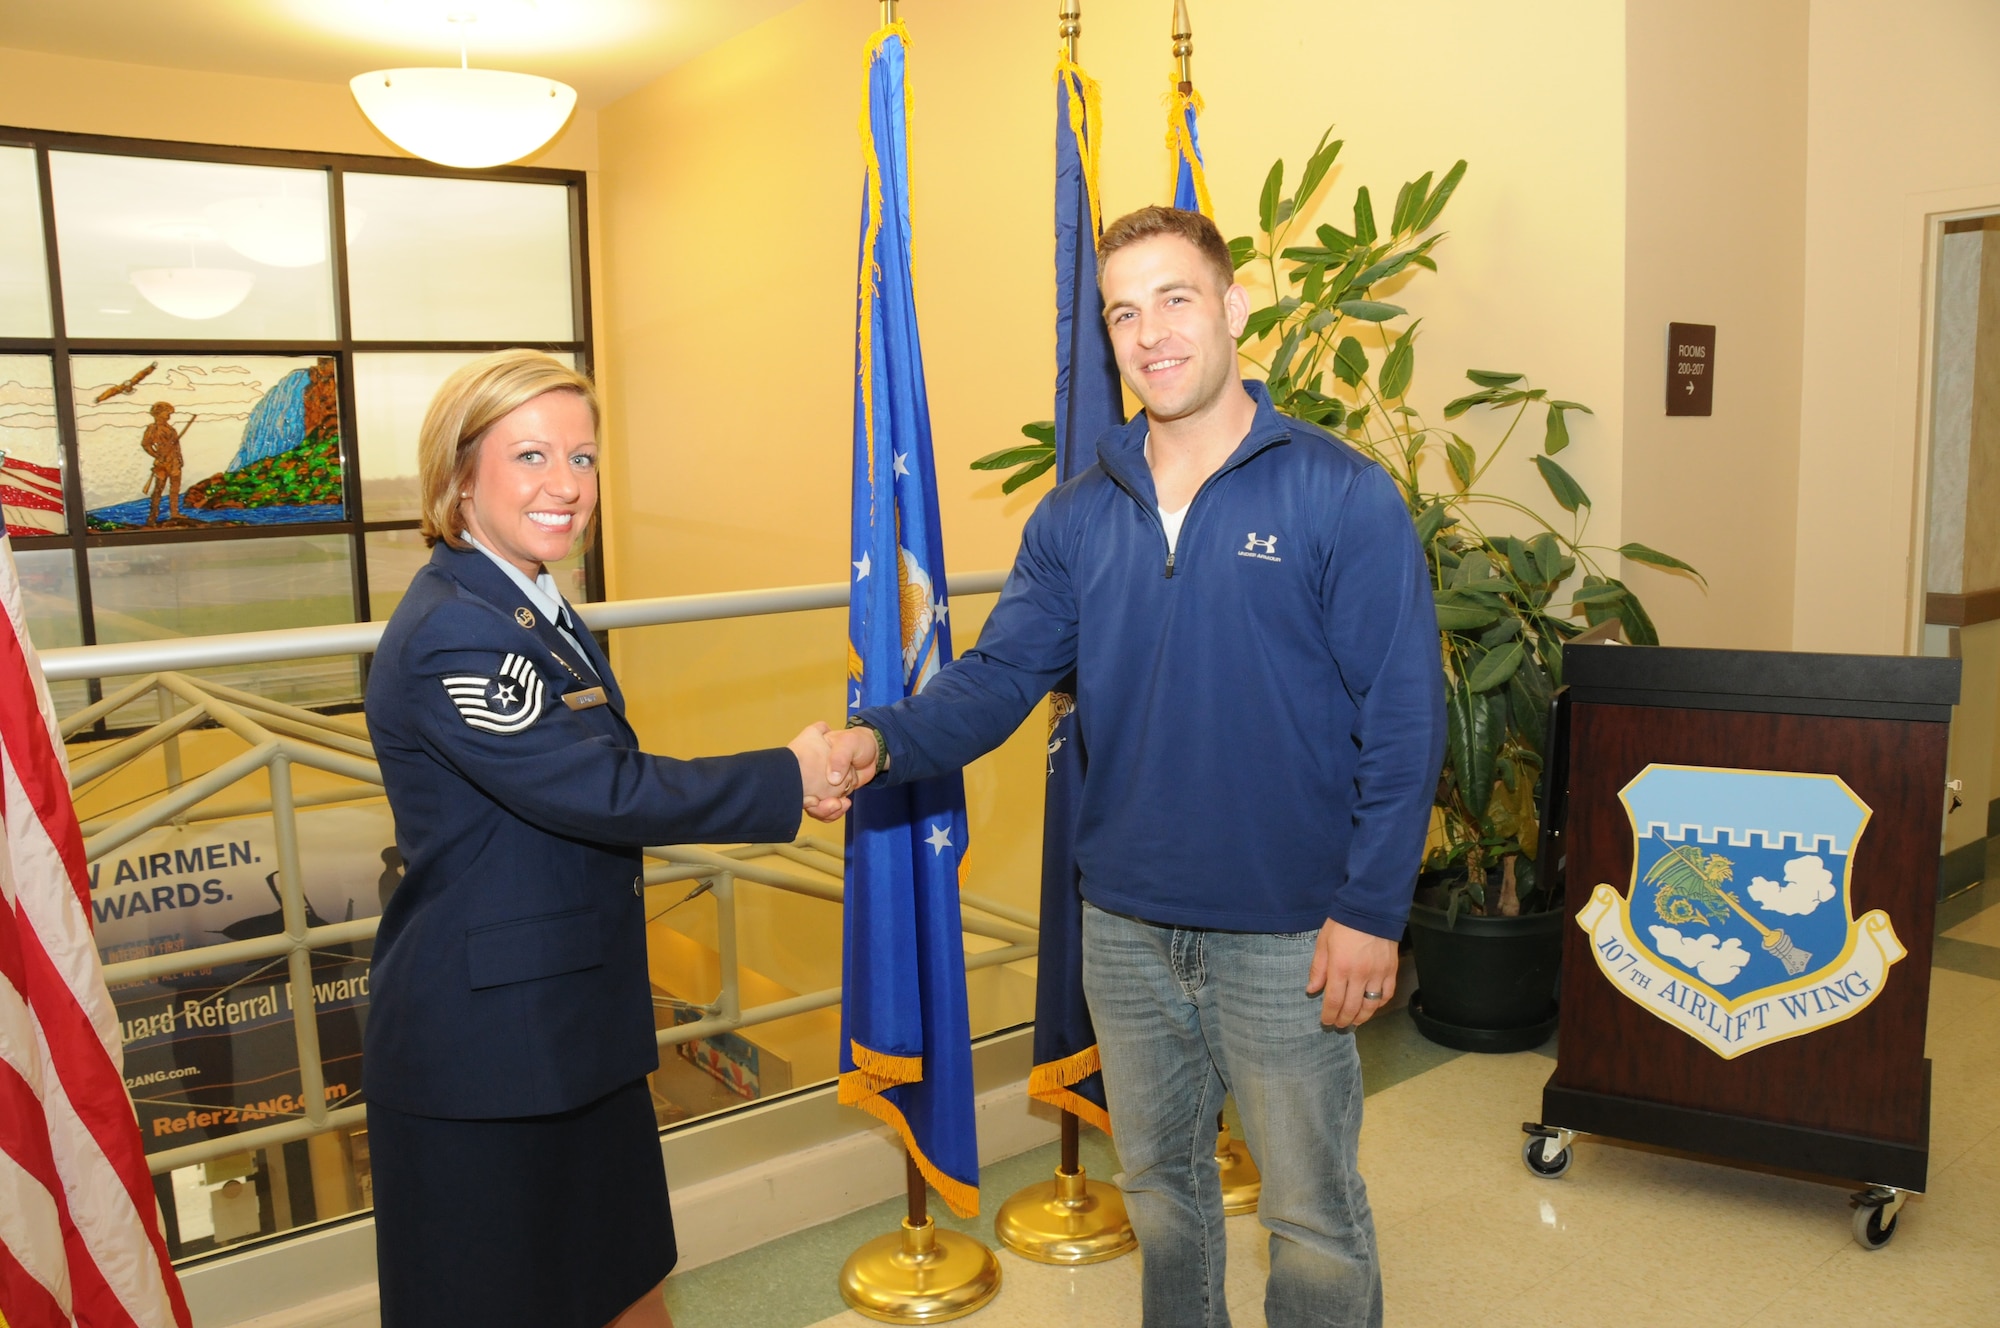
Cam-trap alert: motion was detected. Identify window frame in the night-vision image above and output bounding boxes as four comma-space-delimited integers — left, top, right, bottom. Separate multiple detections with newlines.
0, 125, 602, 728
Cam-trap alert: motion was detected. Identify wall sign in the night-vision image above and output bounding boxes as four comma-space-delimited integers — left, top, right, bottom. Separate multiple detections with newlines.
1666, 322, 1715, 416
92, 807, 393, 1152
1576, 763, 1905, 1058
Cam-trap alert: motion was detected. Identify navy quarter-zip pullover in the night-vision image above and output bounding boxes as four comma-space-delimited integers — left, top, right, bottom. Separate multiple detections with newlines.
857, 382, 1446, 939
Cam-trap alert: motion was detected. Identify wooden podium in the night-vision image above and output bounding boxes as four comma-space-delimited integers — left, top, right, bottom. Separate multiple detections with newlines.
1526, 644, 1960, 1248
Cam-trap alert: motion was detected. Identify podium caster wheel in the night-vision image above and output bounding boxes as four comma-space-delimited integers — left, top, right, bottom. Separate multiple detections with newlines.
1521, 1134, 1571, 1179
1848, 1200, 1896, 1248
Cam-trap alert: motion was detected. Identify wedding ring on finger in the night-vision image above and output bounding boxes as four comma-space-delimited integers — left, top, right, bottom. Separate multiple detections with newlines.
1362, 990, 1383, 1001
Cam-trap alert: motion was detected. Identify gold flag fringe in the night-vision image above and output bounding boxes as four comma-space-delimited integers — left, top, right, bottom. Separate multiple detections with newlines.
1056, 57, 1106, 238
854, 21, 912, 481
844, 1083, 982, 1219
1027, 1044, 1112, 1136
1165, 82, 1214, 219
843, 1038, 924, 1096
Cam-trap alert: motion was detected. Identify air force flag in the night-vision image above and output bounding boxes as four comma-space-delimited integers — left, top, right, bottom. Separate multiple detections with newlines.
840, 20, 980, 1218
1028, 54, 1123, 1135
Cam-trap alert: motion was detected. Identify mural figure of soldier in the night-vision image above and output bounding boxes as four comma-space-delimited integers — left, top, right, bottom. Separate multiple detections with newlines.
140, 400, 195, 526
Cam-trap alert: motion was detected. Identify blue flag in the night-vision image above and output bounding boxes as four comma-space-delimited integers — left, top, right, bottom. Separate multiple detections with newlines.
1029, 57, 1123, 1136
1169, 82, 1212, 216
840, 21, 980, 1219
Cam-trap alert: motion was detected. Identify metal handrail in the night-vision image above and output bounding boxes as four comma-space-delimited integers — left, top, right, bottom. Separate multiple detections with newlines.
61, 570, 1033, 1179
42, 569, 1010, 681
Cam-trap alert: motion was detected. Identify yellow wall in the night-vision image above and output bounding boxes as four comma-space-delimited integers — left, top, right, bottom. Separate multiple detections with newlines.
595, 0, 1632, 581
1619, 0, 1808, 650
1793, 0, 2000, 654
593, 0, 1630, 942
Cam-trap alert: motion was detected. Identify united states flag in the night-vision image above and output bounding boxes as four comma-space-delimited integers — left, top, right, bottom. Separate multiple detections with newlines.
1, 534, 189, 1328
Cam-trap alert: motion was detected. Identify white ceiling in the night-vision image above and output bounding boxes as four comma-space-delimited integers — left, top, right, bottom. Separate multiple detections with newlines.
0, 0, 810, 108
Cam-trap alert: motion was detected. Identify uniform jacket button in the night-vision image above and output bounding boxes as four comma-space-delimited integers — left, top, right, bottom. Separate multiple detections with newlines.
633, 875, 643, 897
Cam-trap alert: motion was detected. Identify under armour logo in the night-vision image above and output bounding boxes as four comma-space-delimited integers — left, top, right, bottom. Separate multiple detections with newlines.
1239, 532, 1282, 563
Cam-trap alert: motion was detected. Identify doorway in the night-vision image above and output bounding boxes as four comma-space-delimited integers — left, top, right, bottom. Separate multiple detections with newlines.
1920, 215, 2000, 899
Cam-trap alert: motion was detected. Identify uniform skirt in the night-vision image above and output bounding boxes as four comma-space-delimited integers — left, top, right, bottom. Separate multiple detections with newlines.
370, 1077, 675, 1328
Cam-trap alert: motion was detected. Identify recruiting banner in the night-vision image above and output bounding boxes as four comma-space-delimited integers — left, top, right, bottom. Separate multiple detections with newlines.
1577, 764, 1906, 1059
92, 804, 398, 1154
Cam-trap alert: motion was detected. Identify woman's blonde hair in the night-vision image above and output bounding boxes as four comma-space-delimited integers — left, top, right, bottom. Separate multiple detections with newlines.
417, 349, 601, 548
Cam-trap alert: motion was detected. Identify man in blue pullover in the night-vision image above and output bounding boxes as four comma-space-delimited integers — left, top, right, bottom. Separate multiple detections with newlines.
829, 206, 1445, 1328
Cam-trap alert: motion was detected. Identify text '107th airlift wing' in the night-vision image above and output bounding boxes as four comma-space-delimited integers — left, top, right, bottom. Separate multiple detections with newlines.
1575, 763, 1906, 1058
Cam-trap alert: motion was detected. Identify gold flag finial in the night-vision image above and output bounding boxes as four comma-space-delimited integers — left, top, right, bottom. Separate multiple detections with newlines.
882, 0, 898, 25
1060, 1, 1081, 62
1172, 0, 1193, 93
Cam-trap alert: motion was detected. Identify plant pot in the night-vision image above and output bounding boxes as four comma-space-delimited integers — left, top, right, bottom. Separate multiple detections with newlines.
1406, 901, 1562, 1053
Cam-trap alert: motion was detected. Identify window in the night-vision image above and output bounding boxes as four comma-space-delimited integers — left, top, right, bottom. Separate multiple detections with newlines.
0, 129, 598, 726
15, 129, 597, 1264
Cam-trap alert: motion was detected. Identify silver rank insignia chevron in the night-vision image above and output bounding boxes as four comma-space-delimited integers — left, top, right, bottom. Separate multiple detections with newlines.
442, 653, 545, 734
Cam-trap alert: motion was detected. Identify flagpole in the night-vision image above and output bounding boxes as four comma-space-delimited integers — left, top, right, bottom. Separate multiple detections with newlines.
837, 5, 1003, 1318
992, 0, 1137, 1267
1166, 0, 1213, 216
1215, 1110, 1263, 1215
841, 1153, 1001, 1322
994, 1102, 1136, 1263
1172, 0, 1193, 94
1170, 3, 1248, 1207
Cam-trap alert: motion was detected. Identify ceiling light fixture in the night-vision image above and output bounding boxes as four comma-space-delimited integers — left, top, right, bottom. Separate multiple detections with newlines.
349, 13, 577, 170
131, 226, 256, 320
129, 268, 256, 320
206, 196, 327, 268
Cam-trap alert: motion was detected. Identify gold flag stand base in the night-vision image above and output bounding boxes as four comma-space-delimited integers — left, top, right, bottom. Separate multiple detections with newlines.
840, 1155, 1002, 1324
994, 1112, 1135, 1264
1216, 1115, 1261, 1216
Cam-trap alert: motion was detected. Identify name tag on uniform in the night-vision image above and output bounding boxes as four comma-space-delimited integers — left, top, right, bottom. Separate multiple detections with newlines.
561, 686, 609, 711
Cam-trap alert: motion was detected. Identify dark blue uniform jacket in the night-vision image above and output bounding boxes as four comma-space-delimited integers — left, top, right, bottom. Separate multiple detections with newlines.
858, 382, 1445, 940
363, 543, 802, 1119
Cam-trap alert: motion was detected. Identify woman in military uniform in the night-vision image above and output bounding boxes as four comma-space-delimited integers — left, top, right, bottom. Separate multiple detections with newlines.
363, 350, 848, 1328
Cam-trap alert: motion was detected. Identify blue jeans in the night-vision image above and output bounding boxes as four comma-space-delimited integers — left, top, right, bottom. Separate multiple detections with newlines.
1082, 901, 1383, 1328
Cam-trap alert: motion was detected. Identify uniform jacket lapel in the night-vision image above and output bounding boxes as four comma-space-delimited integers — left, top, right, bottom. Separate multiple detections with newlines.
570, 620, 625, 713
429, 544, 627, 727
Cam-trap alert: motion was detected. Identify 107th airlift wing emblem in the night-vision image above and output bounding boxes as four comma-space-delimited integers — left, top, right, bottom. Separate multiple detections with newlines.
1575, 763, 1905, 1058
441, 653, 545, 734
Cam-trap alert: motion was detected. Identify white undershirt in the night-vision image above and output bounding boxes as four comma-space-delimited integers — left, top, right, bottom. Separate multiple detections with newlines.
1144, 429, 1193, 555
466, 535, 590, 662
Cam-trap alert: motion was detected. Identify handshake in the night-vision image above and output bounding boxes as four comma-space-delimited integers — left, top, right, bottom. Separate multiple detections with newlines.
788, 722, 886, 822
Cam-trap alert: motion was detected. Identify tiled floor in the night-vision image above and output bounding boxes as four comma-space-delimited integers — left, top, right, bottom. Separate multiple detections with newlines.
665, 884, 2000, 1328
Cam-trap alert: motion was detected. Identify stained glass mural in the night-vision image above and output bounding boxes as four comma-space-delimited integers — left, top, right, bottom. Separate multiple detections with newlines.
1, 355, 63, 537
72, 355, 345, 531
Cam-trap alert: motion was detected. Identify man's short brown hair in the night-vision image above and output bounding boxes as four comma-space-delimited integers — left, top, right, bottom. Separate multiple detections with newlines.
1097, 206, 1235, 292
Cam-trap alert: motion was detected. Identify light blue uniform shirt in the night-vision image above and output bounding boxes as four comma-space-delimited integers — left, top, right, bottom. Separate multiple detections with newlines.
466, 536, 591, 666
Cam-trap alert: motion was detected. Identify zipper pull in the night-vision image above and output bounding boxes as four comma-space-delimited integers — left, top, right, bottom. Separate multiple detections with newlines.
1164, 551, 1176, 579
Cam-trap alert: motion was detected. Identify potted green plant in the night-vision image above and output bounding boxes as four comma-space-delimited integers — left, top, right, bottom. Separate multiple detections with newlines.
975, 129, 1702, 1052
